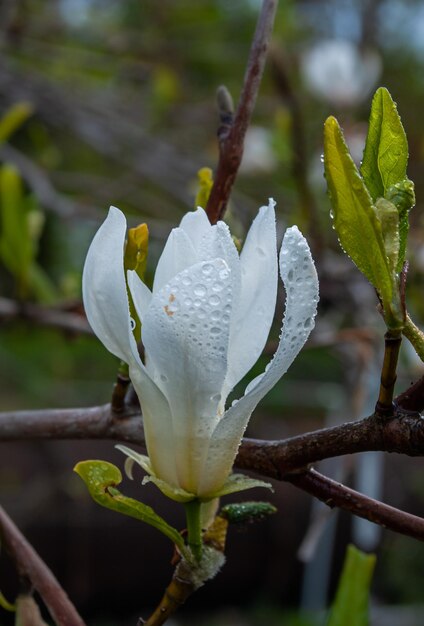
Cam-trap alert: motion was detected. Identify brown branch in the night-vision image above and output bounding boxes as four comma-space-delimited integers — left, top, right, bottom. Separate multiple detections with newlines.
0, 505, 86, 626
1, 400, 424, 474
0, 297, 93, 335
286, 469, 424, 542
205, 0, 278, 224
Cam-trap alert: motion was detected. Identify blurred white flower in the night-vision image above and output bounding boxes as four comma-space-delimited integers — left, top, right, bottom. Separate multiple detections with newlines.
83, 202, 319, 501
301, 39, 381, 107
240, 126, 277, 174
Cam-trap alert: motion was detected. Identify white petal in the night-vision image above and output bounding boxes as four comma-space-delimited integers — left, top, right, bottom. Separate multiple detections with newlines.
128, 362, 178, 487
82, 207, 176, 487
142, 257, 234, 493
224, 199, 278, 392
127, 271, 152, 323
82, 206, 135, 364
153, 227, 198, 293
179, 207, 212, 253
200, 226, 319, 493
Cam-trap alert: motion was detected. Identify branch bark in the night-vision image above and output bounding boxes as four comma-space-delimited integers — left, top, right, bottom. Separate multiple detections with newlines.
205, 0, 278, 224
0, 505, 86, 626
286, 469, 424, 542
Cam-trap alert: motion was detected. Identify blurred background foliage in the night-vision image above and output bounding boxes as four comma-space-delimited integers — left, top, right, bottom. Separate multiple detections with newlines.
0, 0, 424, 624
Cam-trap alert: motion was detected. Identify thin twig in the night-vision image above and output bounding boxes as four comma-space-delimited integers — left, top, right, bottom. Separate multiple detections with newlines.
375, 331, 402, 416
0, 297, 93, 335
286, 469, 424, 542
205, 0, 278, 224
0, 505, 86, 626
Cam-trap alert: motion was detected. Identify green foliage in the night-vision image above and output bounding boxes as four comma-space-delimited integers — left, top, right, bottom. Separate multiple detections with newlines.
0, 102, 33, 146
0, 591, 15, 613
326, 544, 376, 626
323, 87, 416, 330
74, 460, 189, 557
360, 87, 408, 202
0, 164, 57, 302
323, 116, 394, 315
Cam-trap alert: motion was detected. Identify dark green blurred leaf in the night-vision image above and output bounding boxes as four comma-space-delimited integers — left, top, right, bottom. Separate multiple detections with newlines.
0, 102, 33, 145
326, 544, 376, 626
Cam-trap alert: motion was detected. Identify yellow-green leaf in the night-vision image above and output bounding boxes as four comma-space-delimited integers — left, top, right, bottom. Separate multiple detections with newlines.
327, 544, 376, 626
0, 165, 33, 292
0, 591, 15, 612
324, 116, 393, 308
74, 460, 188, 556
360, 87, 408, 202
0, 102, 33, 146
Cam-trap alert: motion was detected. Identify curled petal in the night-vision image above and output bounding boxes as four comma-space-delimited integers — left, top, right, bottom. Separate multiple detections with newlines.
82, 206, 135, 364
224, 199, 278, 393
199, 226, 319, 495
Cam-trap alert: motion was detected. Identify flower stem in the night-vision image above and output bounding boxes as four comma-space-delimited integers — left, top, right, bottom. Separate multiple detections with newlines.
403, 313, 424, 362
184, 499, 202, 561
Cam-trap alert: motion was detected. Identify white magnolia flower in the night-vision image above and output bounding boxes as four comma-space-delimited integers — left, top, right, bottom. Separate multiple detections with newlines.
83, 201, 319, 502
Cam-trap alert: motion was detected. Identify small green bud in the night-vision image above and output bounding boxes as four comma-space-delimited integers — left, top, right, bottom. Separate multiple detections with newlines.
124, 223, 148, 280
220, 501, 277, 525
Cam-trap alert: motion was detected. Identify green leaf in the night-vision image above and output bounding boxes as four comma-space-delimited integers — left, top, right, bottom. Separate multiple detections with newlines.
74, 460, 188, 557
0, 591, 15, 612
361, 87, 408, 202
0, 102, 33, 145
386, 179, 415, 271
374, 197, 399, 273
0, 165, 34, 293
323, 116, 393, 308
327, 544, 376, 626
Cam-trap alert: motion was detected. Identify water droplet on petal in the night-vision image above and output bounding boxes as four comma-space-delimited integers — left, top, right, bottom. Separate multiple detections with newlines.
194, 284, 207, 297
130, 317, 136, 330
209, 294, 221, 306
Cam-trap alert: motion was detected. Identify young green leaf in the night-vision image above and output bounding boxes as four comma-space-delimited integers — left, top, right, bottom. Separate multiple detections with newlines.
327, 544, 376, 626
324, 116, 393, 308
386, 179, 415, 271
361, 87, 408, 201
74, 460, 189, 557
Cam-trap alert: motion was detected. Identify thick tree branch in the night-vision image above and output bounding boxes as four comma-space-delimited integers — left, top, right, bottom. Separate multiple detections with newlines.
286, 469, 424, 542
0, 505, 86, 626
205, 0, 278, 224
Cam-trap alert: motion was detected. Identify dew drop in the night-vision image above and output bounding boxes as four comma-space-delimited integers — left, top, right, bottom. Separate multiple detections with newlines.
209, 294, 221, 306
212, 281, 224, 292
210, 326, 221, 335
130, 317, 136, 331
197, 308, 206, 319
287, 269, 294, 281
219, 268, 230, 280
222, 313, 230, 324
304, 317, 312, 329
189, 323, 196, 331
194, 299, 202, 308
182, 275, 192, 286
160, 374, 168, 382
194, 284, 207, 297
202, 263, 213, 275
320, 153, 324, 163
211, 310, 221, 322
